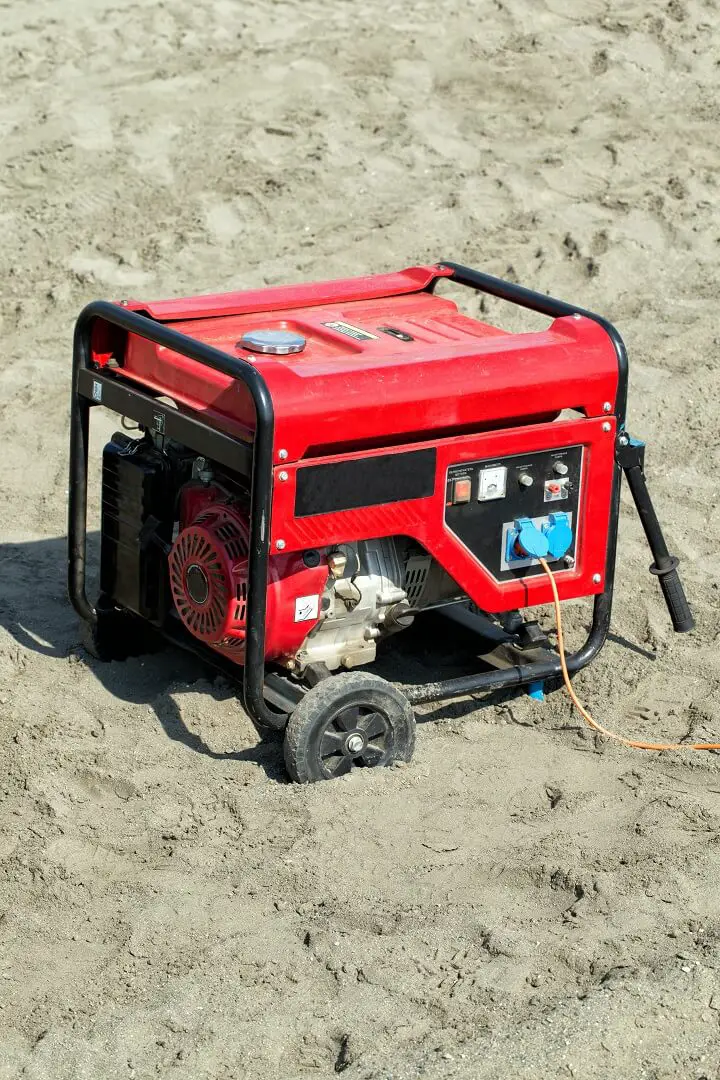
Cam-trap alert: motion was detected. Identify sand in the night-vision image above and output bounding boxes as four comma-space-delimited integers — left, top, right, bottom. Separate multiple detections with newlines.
1, 0, 720, 1076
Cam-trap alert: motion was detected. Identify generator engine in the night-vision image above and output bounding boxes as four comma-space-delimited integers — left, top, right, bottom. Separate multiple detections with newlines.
71, 260, 693, 782
100, 429, 460, 672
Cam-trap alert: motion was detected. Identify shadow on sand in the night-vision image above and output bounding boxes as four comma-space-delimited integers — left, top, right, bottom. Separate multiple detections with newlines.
0, 532, 288, 780
1, 533, 652, 778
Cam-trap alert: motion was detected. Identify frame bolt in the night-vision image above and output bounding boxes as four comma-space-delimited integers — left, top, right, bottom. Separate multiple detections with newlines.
592, 573, 602, 584
602, 401, 612, 413
278, 449, 288, 460
564, 555, 575, 568
572, 312, 581, 320
602, 421, 612, 432
278, 470, 288, 482
276, 539, 286, 550
618, 433, 629, 446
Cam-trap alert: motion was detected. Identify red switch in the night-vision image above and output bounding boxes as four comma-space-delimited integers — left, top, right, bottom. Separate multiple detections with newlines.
452, 478, 472, 504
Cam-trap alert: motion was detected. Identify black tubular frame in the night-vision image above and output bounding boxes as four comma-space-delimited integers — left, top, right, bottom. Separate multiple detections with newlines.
402, 261, 629, 705
67, 263, 629, 721
68, 300, 280, 729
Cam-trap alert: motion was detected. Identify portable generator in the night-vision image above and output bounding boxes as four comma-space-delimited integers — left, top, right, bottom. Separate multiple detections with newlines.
67, 262, 693, 781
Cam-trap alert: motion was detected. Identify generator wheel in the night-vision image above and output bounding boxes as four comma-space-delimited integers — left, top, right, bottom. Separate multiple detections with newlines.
283, 671, 415, 783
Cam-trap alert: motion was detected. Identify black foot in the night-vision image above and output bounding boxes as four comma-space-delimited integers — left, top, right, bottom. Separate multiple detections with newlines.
85, 596, 165, 661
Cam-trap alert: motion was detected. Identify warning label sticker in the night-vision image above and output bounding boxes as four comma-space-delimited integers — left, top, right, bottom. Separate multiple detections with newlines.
294, 595, 320, 623
322, 320, 378, 341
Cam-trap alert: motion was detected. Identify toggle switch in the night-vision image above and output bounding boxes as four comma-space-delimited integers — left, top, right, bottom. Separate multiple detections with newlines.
451, 477, 472, 504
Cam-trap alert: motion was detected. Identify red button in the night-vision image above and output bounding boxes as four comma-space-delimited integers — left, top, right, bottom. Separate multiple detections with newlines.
452, 478, 472, 504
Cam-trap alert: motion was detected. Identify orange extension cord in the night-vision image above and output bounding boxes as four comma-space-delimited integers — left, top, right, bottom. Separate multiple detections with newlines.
538, 558, 720, 752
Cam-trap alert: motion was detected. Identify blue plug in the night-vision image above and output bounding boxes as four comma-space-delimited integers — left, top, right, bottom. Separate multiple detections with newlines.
509, 517, 550, 561
543, 512, 573, 560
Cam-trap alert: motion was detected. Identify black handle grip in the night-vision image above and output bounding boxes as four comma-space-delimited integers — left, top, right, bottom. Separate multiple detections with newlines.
657, 567, 695, 633
621, 450, 695, 635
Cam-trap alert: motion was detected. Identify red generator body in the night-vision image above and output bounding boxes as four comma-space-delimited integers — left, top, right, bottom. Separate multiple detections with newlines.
68, 261, 692, 781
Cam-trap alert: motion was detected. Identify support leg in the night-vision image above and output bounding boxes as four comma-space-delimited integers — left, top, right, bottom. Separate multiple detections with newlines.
617, 435, 694, 633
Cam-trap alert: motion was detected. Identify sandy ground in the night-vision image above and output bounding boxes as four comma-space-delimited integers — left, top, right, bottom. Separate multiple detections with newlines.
2, 0, 720, 1076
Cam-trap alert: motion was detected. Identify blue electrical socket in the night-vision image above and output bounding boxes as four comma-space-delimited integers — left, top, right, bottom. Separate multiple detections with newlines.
506, 517, 550, 563
543, 512, 573, 560
505, 514, 574, 566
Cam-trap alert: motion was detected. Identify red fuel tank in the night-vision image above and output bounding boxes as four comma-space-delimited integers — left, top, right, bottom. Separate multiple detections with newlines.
104, 264, 618, 463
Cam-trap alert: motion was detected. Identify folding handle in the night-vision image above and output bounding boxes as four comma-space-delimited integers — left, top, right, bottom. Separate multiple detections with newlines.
437, 261, 629, 425
656, 564, 695, 634
618, 435, 695, 634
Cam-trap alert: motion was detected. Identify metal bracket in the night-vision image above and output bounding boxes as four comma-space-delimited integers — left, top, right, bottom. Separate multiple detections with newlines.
615, 431, 645, 470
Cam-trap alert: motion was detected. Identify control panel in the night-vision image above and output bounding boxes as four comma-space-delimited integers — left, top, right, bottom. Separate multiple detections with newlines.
445, 445, 583, 580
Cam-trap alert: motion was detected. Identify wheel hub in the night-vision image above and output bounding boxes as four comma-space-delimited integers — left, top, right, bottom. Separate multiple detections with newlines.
345, 732, 366, 755
315, 703, 393, 777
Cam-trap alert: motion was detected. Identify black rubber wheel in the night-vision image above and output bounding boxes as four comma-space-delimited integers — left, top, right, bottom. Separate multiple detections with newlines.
283, 671, 415, 783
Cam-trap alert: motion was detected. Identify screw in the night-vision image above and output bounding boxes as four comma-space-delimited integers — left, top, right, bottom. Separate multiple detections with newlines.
278, 470, 288, 482
572, 312, 581, 320
276, 539, 286, 550
602, 401, 612, 413
602, 421, 611, 432
592, 573, 602, 584
564, 555, 575, 568
278, 449, 288, 460
618, 433, 629, 446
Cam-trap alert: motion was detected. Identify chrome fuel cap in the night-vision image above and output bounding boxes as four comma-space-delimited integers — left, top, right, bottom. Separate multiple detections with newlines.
239, 329, 306, 355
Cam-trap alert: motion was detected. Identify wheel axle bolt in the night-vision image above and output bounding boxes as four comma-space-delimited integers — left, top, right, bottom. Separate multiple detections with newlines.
346, 734, 364, 754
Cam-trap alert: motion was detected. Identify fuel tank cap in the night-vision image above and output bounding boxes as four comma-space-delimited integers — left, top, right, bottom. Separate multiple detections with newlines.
239, 329, 306, 355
